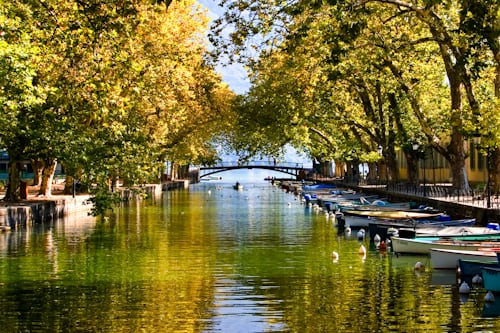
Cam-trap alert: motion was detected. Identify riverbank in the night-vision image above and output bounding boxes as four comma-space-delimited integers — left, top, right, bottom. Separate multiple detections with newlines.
0, 180, 191, 229
0, 182, 92, 228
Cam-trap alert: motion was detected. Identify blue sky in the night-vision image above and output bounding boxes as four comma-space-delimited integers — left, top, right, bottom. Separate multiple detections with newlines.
198, 0, 250, 94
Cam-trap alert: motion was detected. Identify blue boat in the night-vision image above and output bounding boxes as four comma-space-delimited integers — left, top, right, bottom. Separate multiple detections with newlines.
458, 258, 499, 277
301, 183, 337, 191
481, 266, 500, 293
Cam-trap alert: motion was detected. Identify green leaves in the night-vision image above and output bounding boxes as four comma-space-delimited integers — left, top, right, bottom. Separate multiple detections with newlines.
212, 0, 500, 189
0, 0, 235, 208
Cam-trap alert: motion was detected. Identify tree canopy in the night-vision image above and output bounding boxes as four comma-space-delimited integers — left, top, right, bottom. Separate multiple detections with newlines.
210, 0, 500, 191
0, 0, 235, 214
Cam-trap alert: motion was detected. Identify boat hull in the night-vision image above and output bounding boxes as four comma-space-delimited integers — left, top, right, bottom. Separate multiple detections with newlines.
344, 214, 373, 228
368, 219, 477, 241
343, 210, 441, 229
458, 259, 499, 277
392, 236, 500, 255
430, 248, 497, 269
481, 266, 500, 292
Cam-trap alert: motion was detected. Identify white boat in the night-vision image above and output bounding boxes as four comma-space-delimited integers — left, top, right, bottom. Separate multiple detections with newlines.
411, 225, 496, 237
233, 183, 243, 190
338, 200, 412, 211
430, 248, 499, 269
342, 210, 441, 228
391, 234, 500, 255
368, 219, 478, 240
200, 175, 222, 181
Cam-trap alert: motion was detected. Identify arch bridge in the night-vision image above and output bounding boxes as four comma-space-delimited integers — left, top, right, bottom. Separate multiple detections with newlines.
198, 160, 308, 179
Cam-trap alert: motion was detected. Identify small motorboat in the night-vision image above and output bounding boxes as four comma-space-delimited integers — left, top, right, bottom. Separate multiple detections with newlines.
233, 182, 243, 190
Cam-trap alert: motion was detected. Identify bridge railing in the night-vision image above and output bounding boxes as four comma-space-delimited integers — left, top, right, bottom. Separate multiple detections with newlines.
199, 160, 304, 169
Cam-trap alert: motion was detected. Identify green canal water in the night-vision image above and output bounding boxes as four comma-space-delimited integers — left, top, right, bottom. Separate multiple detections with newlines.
1, 181, 500, 332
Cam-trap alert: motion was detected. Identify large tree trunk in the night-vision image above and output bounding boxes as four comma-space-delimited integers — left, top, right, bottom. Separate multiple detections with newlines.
38, 159, 57, 196
404, 150, 419, 186
3, 147, 26, 201
31, 159, 44, 186
446, 65, 470, 192
170, 162, 177, 180
386, 146, 399, 182
63, 175, 76, 195
448, 132, 469, 192
366, 162, 378, 182
4, 159, 22, 201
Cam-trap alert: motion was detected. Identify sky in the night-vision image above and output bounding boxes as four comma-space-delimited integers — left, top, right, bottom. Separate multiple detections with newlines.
196, 1, 311, 166
197, 0, 250, 94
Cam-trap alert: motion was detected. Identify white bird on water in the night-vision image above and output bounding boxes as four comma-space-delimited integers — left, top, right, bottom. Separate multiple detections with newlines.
359, 244, 367, 262
345, 226, 352, 235
331, 251, 339, 263
414, 262, 425, 271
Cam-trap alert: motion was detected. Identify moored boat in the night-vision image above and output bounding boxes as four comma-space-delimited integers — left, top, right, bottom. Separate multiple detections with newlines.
399, 223, 498, 239
482, 266, 500, 292
200, 175, 222, 181
458, 258, 499, 277
392, 234, 500, 255
343, 209, 443, 229
368, 218, 477, 241
337, 200, 412, 212
430, 248, 498, 269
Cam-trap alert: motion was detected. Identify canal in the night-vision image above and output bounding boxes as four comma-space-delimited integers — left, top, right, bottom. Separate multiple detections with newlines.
0, 179, 499, 332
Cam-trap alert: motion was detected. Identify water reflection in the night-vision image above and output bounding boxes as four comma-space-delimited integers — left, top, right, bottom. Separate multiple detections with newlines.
483, 298, 500, 317
0, 184, 500, 332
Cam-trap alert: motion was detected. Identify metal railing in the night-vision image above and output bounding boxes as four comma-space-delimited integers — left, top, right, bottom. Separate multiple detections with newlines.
199, 160, 304, 169
338, 178, 500, 209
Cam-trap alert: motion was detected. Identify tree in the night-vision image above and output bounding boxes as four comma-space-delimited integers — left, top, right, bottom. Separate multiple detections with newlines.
211, 0, 500, 193
0, 0, 234, 214
0, 1, 48, 201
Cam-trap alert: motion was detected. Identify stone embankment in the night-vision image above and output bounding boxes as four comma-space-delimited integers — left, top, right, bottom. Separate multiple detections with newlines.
0, 180, 192, 229
0, 195, 91, 229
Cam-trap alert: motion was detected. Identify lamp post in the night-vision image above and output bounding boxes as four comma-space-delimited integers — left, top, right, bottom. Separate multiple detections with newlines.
473, 133, 491, 208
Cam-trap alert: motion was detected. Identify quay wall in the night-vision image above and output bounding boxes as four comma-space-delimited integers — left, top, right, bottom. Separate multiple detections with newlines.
0, 195, 91, 229
162, 180, 190, 191
0, 181, 191, 229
